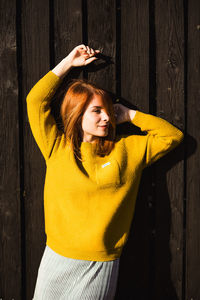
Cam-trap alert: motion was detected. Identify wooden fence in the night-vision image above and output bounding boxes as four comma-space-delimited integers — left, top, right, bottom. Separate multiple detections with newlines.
1, 0, 199, 299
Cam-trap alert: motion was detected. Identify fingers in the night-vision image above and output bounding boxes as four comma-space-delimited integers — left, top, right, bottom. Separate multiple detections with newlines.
74, 44, 100, 66
77, 44, 87, 50
113, 103, 125, 116
86, 46, 90, 53
113, 103, 121, 110
84, 56, 98, 65
78, 44, 100, 56
113, 104, 120, 115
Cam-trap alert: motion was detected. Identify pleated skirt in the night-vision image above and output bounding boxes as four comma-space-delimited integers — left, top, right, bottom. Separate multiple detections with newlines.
33, 245, 120, 300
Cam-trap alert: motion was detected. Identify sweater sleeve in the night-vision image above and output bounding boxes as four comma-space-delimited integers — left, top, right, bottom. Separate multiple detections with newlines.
26, 71, 63, 161
130, 110, 184, 168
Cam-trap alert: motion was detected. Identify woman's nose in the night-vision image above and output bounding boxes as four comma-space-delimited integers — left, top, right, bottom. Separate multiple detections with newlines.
102, 111, 109, 122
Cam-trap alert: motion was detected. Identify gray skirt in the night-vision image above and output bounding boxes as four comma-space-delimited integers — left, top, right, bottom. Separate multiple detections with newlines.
33, 245, 120, 300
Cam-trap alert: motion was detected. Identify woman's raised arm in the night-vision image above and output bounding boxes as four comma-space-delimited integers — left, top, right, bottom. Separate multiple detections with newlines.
113, 103, 184, 168
26, 45, 100, 161
52, 45, 100, 78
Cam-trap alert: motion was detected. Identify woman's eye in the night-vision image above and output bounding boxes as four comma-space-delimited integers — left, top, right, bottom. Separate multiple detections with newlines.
94, 110, 101, 113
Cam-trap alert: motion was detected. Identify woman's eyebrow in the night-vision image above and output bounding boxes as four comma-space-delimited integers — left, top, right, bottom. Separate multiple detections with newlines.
91, 105, 103, 109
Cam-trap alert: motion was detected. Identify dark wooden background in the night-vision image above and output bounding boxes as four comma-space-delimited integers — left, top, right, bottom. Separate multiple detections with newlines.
0, 0, 199, 299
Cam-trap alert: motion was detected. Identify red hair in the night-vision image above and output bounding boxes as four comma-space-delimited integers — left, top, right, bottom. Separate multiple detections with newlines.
60, 79, 116, 160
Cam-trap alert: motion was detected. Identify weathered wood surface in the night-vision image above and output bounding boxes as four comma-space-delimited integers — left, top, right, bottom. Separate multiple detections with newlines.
87, 0, 116, 93
154, 0, 185, 299
116, 1, 152, 299
52, 0, 83, 127
186, 0, 200, 299
21, 0, 50, 299
2, 1, 200, 299
0, 0, 22, 299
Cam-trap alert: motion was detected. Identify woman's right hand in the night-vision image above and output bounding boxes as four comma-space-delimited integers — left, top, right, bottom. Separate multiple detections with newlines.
67, 44, 100, 67
52, 45, 100, 78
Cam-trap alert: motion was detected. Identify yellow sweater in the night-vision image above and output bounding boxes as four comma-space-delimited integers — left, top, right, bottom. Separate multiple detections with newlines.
26, 71, 184, 261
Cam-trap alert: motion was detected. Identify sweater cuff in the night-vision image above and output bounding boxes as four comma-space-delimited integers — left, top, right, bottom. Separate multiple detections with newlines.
48, 70, 63, 85
130, 110, 140, 124
131, 110, 184, 142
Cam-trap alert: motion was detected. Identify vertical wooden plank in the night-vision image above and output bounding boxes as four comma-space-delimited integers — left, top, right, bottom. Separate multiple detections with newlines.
21, 0, 50, 299
154, 0, 185, 299
186, 0, 200, 299
118, 1, 151, 299
52, 0, 83, 118
54, 0, 83, 64
87, 0, 116, 92
0, 0, 22, 299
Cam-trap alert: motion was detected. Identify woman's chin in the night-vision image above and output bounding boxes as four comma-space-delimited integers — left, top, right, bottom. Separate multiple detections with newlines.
98, 132, 108, 137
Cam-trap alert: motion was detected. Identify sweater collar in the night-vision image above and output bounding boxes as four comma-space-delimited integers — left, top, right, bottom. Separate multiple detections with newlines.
80, 141, 96, 157
81, 141, 95, 147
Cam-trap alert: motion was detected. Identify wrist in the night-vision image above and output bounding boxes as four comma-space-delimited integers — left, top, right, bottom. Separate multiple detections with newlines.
128, 109, 136, 122
62, 56, 73, 70
52, 57, 73, 79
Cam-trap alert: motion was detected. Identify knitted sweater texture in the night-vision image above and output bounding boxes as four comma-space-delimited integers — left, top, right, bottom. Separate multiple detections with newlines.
26, 71, 184, 261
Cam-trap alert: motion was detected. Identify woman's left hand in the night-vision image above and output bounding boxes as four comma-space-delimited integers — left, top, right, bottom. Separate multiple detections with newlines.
113, 103, 131, 124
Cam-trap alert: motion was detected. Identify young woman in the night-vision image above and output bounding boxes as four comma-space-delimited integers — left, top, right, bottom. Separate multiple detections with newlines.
27, 44, 184, 299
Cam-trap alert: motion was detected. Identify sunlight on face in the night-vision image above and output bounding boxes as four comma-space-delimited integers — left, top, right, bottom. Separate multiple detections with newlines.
81, 94, 110, 143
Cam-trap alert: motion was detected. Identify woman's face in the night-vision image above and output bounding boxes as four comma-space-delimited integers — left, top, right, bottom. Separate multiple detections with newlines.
81, 94, 110, 143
